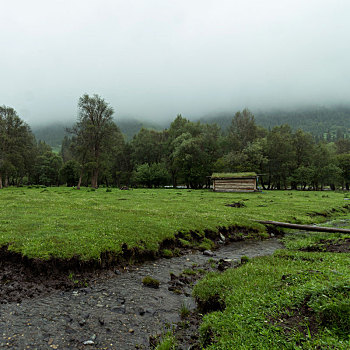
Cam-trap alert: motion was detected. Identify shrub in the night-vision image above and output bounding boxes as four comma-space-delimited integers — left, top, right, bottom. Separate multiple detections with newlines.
240, 255, 249, 264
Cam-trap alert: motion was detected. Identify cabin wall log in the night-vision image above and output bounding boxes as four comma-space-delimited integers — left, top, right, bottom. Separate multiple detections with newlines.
213, 178, 257, 192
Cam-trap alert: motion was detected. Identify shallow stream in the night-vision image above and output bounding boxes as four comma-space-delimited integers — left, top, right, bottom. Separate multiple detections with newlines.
0, 238, 282, 349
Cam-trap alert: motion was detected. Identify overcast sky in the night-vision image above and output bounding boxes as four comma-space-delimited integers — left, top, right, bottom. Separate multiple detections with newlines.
1, 0, 350, 125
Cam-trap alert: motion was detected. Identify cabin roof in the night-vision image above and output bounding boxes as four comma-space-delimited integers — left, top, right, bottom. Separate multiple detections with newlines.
211, 172, 257, 179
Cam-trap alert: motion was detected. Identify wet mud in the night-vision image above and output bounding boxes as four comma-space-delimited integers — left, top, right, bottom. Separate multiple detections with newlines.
0, 239, 282, 349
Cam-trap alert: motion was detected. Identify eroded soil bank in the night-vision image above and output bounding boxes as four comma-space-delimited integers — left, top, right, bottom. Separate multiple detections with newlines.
0, 239, 282, 349
0, 225, 267, 304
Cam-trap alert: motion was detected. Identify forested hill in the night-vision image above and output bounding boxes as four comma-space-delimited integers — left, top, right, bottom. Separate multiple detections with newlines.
200, 106, 350, 140
32, 106, 350, 148
117, 118, 163, 140
32, 118, 164, 148
32, 122, 70, 150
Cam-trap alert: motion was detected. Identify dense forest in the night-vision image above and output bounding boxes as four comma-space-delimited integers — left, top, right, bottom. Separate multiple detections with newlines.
2, 97, 350, 190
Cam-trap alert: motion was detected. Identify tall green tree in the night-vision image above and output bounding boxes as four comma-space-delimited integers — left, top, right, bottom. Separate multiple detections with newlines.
33, 151, 63, 186
171, 123, 220, 189
337, 153, 350, 189
69, 94, 119, 188
131, 128, 166, 165
228, 109, 259, 152
0, 106, 35, 188
265, 125, 296, 189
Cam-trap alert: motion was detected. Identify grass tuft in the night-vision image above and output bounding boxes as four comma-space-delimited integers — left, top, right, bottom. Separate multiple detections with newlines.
142, 276, 160, 289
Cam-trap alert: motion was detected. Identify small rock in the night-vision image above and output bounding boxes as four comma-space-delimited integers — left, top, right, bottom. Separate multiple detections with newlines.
114, 269, 121, 275
98, 318, 105, 326
219, 233, 225, 241
111, 305, 126, 314
129, 328, 134, 333
79, 319, 86, 327
91, 334, 96, 340
203, 250, 214, 257
138, 307, 145, 316
83, 340, 94, 345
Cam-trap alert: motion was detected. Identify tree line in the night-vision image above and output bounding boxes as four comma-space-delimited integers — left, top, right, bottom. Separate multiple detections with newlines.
2, 94, 350, 190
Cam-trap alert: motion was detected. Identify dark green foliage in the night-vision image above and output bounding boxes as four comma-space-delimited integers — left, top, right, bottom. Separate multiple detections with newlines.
132, 162, 170, 188
59, 160, 80, 186
0, 106, 36, 188
33, 151, 63, 186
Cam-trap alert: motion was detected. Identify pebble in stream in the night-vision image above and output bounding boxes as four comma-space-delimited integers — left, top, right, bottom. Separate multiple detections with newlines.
0, 239, 283, 349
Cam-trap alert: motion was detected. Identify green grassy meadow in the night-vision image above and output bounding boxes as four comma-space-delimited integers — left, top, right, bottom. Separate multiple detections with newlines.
0, 187, 350, 260
193, 220, 350, 349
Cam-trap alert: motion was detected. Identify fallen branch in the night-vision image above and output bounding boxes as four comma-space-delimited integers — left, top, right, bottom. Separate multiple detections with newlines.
256, 220, 350, 234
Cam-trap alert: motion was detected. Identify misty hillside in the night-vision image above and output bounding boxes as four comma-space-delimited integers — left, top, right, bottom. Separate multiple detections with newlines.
200, 106, 350, 140
32, 122, 69, 149
117, 118, 164, 140
32, 106, 350, 148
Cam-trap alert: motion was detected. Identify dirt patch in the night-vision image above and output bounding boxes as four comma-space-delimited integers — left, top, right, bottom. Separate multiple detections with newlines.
0, 245, 122, 304
300, 238, 350, 253
269, 297, 319, 340
225, 202, 246, 208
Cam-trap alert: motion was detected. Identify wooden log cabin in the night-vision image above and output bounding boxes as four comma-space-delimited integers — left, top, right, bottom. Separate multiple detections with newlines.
211, 172, 258, 192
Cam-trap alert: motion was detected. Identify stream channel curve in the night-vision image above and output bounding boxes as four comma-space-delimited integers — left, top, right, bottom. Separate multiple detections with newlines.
0, 238, 283, 349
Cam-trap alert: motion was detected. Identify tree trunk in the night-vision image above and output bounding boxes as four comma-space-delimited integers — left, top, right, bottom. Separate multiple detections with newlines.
77, 170, 83, 190
91, 169, 99, 188
4, 176, 8, 188
171, 171, 177, 188
0, 174, 2, 189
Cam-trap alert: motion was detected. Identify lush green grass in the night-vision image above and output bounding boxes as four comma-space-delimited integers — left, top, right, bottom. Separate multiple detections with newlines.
0, 187, 349, 260
193, 231, 350, 349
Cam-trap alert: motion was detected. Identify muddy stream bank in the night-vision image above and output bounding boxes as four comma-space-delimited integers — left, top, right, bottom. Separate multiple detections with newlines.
0, 239, 282, 349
